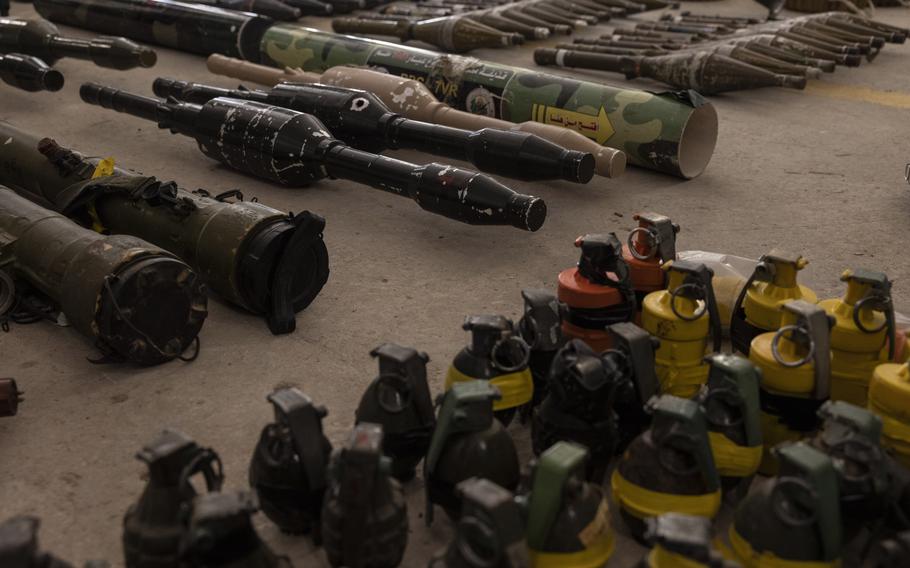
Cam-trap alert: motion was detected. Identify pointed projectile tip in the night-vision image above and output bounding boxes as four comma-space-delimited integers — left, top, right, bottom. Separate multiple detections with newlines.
779, 74, 807, 90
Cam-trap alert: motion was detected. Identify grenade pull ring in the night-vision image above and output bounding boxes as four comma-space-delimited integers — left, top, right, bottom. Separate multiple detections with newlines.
626, 212, 679, 263
627, 226, 661, 261
771, 325, 816, 369
269, 388, 330, 492
669, 282, 708, 322
372, 373, 412, 414
849, 274, 896, 358
491, 336, 531, 374
769, 477, 820, 527
177, 447, 224, 494
774, 301, 834, 399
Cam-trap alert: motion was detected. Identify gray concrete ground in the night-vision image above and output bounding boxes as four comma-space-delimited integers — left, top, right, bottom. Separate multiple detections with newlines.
1, 0, 909, 565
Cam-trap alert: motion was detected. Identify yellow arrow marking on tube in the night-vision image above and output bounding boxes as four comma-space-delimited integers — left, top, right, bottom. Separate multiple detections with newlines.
532, 104, 615, 145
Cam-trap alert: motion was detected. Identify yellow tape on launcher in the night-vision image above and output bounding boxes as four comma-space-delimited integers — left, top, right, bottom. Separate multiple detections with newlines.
642, 260, 722, 397
611, 395, 722, 542
445, 315, 533, 426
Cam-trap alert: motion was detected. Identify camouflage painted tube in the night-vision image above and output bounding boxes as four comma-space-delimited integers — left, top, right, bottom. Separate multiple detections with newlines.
258, 25, 718, 178
33, 0, 273, 59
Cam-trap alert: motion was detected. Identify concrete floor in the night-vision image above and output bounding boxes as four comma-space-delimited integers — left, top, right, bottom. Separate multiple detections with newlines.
1, 0, 909, 565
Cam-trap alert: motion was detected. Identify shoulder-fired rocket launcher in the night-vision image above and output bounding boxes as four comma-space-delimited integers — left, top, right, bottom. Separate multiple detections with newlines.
204, 55, 626, 179
32, 0, 714, 179
152, 78, 595, 184
0, 52, 62, 92
331, 14, 523, 53
0, 17, 156, 70
0, 120, 329, 336
0, 186, 207, 365
79, 83, 546, 232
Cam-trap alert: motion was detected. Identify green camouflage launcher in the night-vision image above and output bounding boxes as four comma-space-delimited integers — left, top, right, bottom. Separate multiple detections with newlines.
259, 25, 718, 178
32, 0, 717, 179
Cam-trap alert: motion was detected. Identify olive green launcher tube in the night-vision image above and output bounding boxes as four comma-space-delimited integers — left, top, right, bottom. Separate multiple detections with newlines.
0, 120, 329, 335
258, 26, 718, 178
0, 186, 207, 365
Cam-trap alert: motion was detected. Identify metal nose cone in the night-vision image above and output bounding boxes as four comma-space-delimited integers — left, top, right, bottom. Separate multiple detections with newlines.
41, 68, 64, 91
509, 194, 547, 232
779, 74, 807, 90
565, 151, 596, 184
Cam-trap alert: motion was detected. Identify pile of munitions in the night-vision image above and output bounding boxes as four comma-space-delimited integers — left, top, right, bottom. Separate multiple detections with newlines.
4, 216, 910, 565
331, 0, 676, 51
0, 16, 156, 92
535, 11, 909, 93
2, 0, 910, 564
29, 0, 720, 179
786, 0, 909, 14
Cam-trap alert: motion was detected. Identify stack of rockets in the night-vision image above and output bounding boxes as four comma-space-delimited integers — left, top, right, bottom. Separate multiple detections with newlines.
332, 0, 677, 51
536, 11, 909, 93
0, 16, 156, 91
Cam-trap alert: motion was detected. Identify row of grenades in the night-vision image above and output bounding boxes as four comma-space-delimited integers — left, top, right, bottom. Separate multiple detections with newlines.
6, 360, 908, 567
560, 212, 907, 468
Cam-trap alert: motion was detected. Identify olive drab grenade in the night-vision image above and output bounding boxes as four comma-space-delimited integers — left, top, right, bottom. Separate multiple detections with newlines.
695, 354, 763, 500
730, 250, 817, 355
123, 430, 224, 568
429, 477, 529, 568
424, 381, 520, 524
321, 424, 408, 568
180, 491, 292, 568
531, 339, 619, 483
641, 260, 722, 397
557, 233, 636, 352
611, 395, 722, 541
248, 388, 331, 539
531, 322, 660, 482
819, 269, 895, 407
524, 442, 616, 567
809, 401, 910, 549
622, 212, 680, 309
726, 442, 842, 568
445, 315, 533, 426
517, 288, 568, 415
355, 343, 435, 482
749, 300, 833, 474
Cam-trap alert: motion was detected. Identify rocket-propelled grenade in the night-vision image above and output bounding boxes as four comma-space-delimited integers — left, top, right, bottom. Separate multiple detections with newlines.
79, 83, 546, 232
203, 54, 627, 179
0, 52, 62, 92
152, 78, 595, 184
535, 48, 807, 94
0, 17, 156, 69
